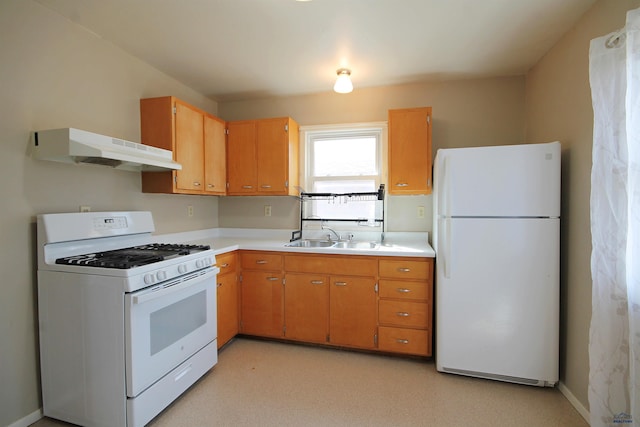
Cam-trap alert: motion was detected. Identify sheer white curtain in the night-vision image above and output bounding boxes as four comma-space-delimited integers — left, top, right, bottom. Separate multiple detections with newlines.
588, 7, 640, 427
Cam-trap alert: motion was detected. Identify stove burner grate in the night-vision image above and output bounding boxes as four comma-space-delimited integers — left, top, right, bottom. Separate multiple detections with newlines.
55, 243, 211, 269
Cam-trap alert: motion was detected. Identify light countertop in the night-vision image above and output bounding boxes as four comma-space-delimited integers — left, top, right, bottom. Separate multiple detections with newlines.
155, 228, 435, 258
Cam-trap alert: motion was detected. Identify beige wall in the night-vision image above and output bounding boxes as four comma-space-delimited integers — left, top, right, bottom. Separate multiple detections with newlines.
0, 2, 220, 425
525, 0, 640, 413
218, 77, 527, 231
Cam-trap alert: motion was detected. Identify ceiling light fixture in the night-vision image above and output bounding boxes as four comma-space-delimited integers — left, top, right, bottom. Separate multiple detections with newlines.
333, 68, 353, 94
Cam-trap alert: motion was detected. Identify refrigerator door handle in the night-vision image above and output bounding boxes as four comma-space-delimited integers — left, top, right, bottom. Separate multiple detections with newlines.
440, 155, 450, 217
441, 218, 452, 278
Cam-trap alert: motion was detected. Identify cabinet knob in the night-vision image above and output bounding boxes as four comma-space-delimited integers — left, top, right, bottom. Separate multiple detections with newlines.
396, 312, 410, 317
207, 184, 215, 188
242, 185, 253, 189
396, 339, 410, 344
194, 182, 201, 186
334, 281, 347, 287
397, 268, 411, 273
220, 263, 229, 268
395, 183, 409, 187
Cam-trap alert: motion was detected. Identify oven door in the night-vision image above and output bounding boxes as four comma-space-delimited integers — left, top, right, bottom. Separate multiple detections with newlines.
125, 267, 218, 398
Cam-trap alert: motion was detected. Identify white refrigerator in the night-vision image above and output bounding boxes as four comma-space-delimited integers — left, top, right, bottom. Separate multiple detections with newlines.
433, 141, 560, 387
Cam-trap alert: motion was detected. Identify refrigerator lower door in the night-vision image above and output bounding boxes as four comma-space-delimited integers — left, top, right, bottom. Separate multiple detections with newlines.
435, 217, 559, 386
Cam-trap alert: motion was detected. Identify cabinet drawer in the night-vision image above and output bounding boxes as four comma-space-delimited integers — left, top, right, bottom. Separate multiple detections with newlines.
378, 279, 429, 301
378, 326, 431, 356
217, 251, 237, 275
379, 300, 430, 328
379, 259, 432, 280
241, 252, 283, 270
285, 254, 376, 276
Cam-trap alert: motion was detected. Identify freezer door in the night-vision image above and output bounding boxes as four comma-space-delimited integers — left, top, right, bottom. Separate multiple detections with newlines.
435, 217, 559, 385
434, 142, 560, 218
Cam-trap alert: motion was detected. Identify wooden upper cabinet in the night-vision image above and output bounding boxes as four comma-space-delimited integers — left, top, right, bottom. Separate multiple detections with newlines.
226, 120, 258, 194
140, 96, 226, 195
175, 101, 205, 191
204, 114, 226, 195
388, 107, 433, 195
226, 117, 299, 196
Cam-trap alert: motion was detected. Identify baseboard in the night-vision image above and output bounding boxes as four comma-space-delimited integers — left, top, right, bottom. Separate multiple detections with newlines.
7, 408, 42, 427
558, 381, 590, 425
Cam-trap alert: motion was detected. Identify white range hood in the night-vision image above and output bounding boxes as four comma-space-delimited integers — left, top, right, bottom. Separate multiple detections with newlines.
31, 128, 182, 172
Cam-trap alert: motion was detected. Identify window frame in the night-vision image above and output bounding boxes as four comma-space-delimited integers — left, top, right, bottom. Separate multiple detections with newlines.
300, 122, 388, 194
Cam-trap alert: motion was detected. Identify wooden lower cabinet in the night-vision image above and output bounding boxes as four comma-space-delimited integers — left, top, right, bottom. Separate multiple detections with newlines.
329, 275, 377, 349
378, 257, 434, 356
240, 252, 284, 338
238, 251, 434, 357
284, 273, 329, 343
216, 252, 239, 349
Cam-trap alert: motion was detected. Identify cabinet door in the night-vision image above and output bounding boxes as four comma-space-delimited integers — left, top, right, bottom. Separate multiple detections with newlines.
284, 273, 329, 343
175, 101, 205, 192
240, 270, 283, 337
217, 271, 238, 348
204, 114, 226, 195
329, 276, 377, 349
227, 120, 257, 194
256, 118, 289, 194
388, 107, 432, 195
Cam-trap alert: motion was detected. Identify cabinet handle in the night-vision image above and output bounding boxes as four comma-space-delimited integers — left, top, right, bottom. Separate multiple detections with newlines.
310, 280, 324, 285
194, 182, 201, 186
266, 277, 279, 281
220, 263, 229, 268
334, 281, 347, 286
207, 184, 214, 188
395, 183, 409, 187
261, 184, 272, 189
242, 185, 253, 189
396, 288, 411, 293
396, 312, 410, 317
217, 283, 222, 288
397, 268, 411, 273
396, 339, 410, 344
256, 260, 268, 264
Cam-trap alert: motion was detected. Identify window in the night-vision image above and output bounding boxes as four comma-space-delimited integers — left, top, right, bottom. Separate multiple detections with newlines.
302, 123, 386, 220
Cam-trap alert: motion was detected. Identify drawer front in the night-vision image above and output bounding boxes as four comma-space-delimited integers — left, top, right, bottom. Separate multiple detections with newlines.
217, 251, 237, 275
285, 254, 376, 276
378, 326, 431, 356
378, 279, 429, 301
379, 300, 430, 328
241, 252, 283, 270
379, 259, 432, 280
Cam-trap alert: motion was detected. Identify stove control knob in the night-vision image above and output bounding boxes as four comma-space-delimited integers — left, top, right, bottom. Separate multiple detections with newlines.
178, 264, 188, 274
196, 259, 204, 269
144, 274, 155, 285
156, 270, 167, 282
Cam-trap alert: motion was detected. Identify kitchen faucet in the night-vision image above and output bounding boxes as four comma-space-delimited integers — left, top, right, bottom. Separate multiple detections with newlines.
321, 223, 341, 241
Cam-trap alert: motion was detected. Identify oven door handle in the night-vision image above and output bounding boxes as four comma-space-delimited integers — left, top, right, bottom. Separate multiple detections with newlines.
132, 269, 216, 305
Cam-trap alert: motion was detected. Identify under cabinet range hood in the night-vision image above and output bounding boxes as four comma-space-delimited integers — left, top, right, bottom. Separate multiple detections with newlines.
31, 128, 182, 172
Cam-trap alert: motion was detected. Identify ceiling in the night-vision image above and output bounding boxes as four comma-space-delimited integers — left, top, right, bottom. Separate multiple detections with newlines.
35, 0, 597, 102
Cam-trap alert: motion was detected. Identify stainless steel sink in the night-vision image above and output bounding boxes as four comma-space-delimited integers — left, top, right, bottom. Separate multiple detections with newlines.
285, 239, 334, 248
285, 240, 379, 249
331, 241, 379, 249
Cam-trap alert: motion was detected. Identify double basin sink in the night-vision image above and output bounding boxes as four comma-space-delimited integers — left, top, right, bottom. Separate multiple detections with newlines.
285, 239, 379, 250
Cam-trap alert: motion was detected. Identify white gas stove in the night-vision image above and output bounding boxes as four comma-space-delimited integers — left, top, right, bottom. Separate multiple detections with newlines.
37, 211, 219, 427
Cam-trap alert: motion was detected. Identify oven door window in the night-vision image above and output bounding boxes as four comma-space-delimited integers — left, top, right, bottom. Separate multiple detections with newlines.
125, 268, 217, 398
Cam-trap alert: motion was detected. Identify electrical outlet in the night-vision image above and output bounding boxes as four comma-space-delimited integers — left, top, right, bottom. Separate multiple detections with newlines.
264, 205, 272, 217
417, 206, 425, 218
80, 206, 91, 213
188, 205, 194, 217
